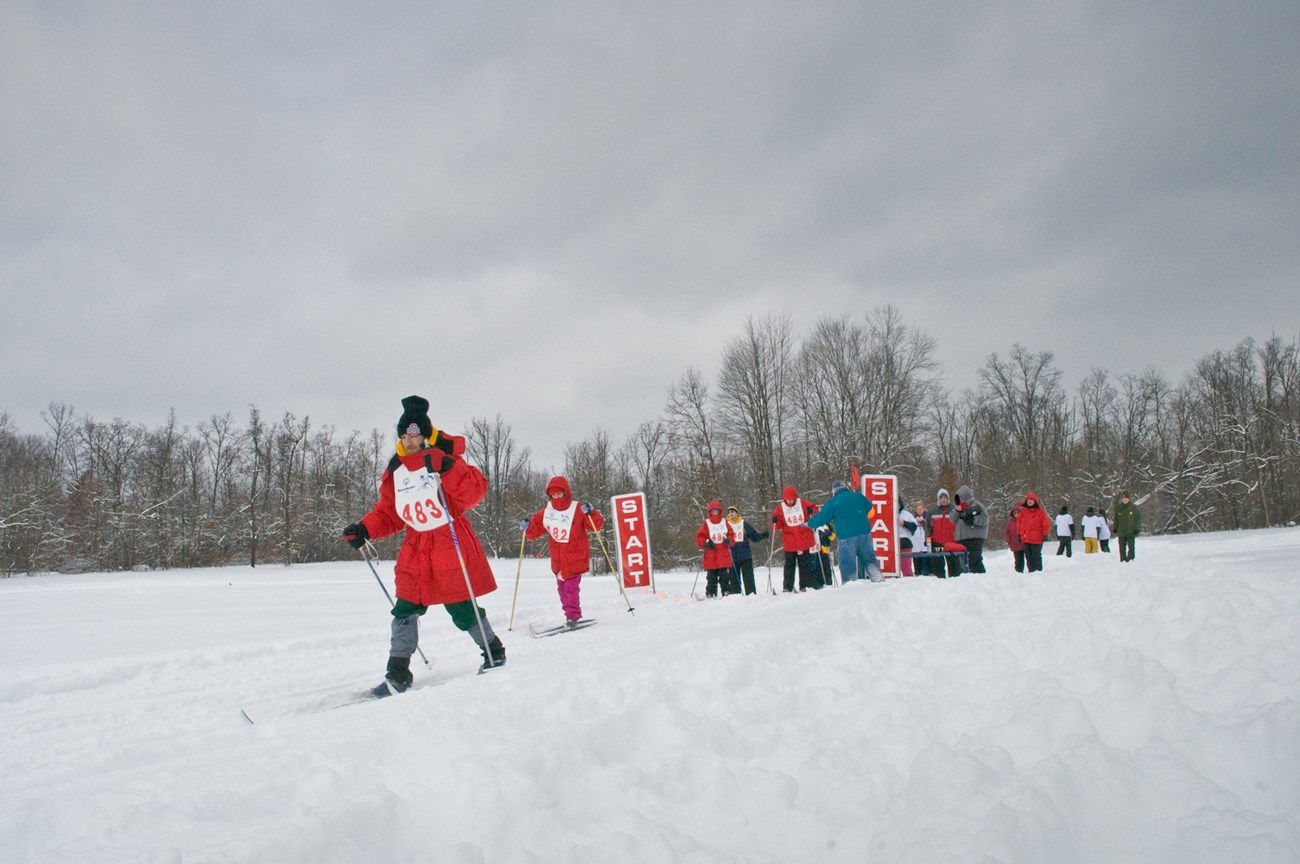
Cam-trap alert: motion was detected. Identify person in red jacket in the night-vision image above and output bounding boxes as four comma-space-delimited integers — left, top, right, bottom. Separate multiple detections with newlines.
928, 488, 962, 578
697, 500, 737, 597
523, 476, 604, 628
1014, 491, 1052, 573
342, 395, 504, 696
770, 485, 823, 592
1005, 507, 1025, 573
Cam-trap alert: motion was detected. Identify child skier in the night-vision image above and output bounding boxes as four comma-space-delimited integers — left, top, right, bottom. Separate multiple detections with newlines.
697, 500, 737, 597
725, 505, 768, 595
522, 475, 604, 629
771, 485, 823, 591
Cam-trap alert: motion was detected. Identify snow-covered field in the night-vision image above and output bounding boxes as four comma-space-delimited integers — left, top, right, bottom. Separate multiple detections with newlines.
2, 529, 1298, 864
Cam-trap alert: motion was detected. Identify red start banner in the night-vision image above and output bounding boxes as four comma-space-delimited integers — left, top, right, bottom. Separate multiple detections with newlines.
861, 474, 900, 576
610, 492, 653, 590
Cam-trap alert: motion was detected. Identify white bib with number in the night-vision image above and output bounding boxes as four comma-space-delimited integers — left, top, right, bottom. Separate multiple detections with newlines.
393, 464, 450, 532
543, 501, 577, 543
781, 500, 806, 527
706, 520, 728, 544
729, 520, 745, 543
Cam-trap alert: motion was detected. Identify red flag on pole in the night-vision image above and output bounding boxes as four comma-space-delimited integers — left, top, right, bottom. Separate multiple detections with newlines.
850, 462, 861, 489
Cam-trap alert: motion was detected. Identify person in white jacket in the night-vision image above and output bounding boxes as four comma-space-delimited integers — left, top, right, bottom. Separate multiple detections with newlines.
1055, 505, 1074, 557
1080, 506, 1105, 554
898, 499, 926, 577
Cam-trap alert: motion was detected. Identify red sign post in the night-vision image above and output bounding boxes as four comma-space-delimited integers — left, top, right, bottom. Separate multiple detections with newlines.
861, 474, 900, 576
610, 492, 654, 590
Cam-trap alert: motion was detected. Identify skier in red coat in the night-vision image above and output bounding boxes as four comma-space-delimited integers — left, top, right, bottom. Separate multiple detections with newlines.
771, 485, 823, 592
523, 476, 604, 628
696, 500, 738, 597
342, 395, 504, 696
1014, 491, 1052, 573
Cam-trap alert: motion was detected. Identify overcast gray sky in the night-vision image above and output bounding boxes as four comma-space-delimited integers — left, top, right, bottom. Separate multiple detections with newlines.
3, 2, 1298, 470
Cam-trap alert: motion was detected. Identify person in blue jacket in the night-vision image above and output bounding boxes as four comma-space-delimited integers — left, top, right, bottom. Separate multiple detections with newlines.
724, 505, 769, 595
808, 480, 882, 582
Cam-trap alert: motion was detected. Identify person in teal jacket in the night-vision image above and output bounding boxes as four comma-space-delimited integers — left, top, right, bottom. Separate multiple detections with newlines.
808, 480, 882, 582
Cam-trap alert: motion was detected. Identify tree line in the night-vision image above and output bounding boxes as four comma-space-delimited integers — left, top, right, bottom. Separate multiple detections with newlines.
3, 307, 1298, 576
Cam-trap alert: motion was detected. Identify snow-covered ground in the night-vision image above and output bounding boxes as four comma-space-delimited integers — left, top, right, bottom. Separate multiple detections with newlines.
2, 529, 1298, 863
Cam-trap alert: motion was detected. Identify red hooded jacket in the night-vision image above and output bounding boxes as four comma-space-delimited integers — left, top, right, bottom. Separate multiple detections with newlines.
1015, 493, 1052, 544
696, 499, 735, 569
525, 476, 605, 578
358, 434, 497, 606
770, 486, 819, 552
1004, 511, 1024, 551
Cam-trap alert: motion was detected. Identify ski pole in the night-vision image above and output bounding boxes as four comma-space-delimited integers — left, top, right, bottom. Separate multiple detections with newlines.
508, 525, 527, 631
766, 529, 779, 594
588, 514, 635, 614
360, 542, 431, 668
690, 558, 703, 599
435, 480, 497, 667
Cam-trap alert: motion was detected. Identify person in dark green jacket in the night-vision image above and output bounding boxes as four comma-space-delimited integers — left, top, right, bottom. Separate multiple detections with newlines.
808, 480, 881, 582
1113, 493, 1142, 563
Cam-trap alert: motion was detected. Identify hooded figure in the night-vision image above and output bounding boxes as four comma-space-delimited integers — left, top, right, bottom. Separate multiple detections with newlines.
524, 475, 604, 625
1015, 492, 1052, 572
771, 485, 822, 591
697, 500, 738, 597
342, 395, 504, 695
950, 483, 989, 573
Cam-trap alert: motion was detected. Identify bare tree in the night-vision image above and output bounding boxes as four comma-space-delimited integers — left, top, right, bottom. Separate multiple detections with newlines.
465, 414, 533, 558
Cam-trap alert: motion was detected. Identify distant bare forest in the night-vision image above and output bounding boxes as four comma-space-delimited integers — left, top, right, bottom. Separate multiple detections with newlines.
3, 308, 1298, 575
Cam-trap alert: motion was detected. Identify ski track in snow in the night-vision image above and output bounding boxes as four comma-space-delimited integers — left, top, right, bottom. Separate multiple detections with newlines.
2, 529, 1299, 863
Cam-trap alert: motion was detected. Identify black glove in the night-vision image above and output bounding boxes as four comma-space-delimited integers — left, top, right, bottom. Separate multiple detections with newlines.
705, 539, 715, 550
432, 430, 455, 453
962, 511, 976, 525
758, 531, 769, 540
342, 522, 368, 549
580, 502, 593, 514
771, 515, 780, 526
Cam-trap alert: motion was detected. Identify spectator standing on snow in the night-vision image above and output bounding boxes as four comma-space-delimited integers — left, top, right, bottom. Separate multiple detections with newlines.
1081, 506, 1104, 554
951, 484, 989, 573
697, 500, 737, 597
808, 479, 881, 583
1005, 507, 1025, 573
771, 485, 824, 591
1114, 493, 1142, 563
342, 395, 505, 697
911, 500, 931, 577
929, 488, 963, 578
522, 475, 604, 629
1055, 505, 1075, 557
1098, 509, 1112, 553
725, 505, 768, 595
899, 498, 924, 577
1015, 492, 1052, 573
